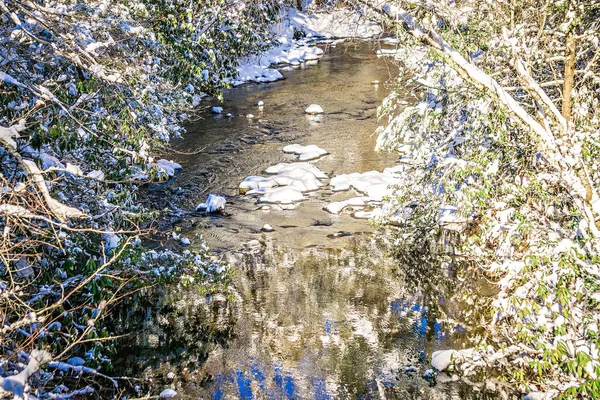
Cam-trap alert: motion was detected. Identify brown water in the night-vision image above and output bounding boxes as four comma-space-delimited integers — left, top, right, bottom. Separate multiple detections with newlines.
134, 41, 498, 399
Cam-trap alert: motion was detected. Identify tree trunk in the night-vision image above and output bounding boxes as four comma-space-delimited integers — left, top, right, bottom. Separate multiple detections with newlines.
562, 29, 576, 124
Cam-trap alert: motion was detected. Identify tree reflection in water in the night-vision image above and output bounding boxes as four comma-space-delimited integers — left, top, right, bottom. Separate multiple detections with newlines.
114, 235, 498, 399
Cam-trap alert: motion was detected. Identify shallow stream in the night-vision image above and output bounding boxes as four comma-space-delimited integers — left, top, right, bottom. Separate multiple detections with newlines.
131, 41, 496, 399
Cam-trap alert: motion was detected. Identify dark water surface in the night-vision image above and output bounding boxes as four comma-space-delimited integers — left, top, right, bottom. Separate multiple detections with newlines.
129, 41, 497, 399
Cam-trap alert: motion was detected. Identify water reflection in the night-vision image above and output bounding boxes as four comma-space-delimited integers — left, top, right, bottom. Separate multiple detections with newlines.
180, 237, 496, 399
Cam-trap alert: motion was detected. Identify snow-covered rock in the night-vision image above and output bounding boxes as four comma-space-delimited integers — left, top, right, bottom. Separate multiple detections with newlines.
283, 144, 328, 161
325, 201, 347, 214
304, 104, 324, 114
240, 156, 328, 204
261, 224, 275, 232
259, 186, 305, 204
258, 100, 264, 107
330, 170, 401, 196
265, 162, 327, 179
196, 194, 226, 213
272, 173, 322, 192
239, 176, 277, 194
180, 237, 191, 246
352, 209, 383, 219
211, 106, 223, 114
159, 388, 177, 398
324, 197, 369, 214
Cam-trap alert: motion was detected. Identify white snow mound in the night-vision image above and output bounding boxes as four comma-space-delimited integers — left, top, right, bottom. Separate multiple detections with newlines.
305, 104, 324, 114
259, 186, 305, 204
196, 194, 226, 213
283, 144, 328, 161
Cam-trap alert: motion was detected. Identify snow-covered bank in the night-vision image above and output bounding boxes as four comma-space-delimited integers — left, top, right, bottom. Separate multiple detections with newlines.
232, 8, 382, 86
363, 2, 600, 397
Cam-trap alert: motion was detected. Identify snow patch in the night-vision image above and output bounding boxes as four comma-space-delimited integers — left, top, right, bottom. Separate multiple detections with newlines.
305, 104, 324, 114
196, 194, 226, 213
283, 144, 328, 161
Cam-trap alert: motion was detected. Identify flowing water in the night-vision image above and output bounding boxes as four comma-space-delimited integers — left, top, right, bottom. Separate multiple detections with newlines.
128, 41, 497, 399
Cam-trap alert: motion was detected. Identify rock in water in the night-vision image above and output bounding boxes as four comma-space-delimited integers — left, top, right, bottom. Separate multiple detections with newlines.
259, 187, 305, 204
211, 106, 223, 114
265, 162, 328, 179
196, 194, 226, 213
325, 201, 347, 214
282, 144, 328, 161
239, 176, 277, 194
304, 104, 324, 114
261, 224, 275, 232
160, 388, 177, 398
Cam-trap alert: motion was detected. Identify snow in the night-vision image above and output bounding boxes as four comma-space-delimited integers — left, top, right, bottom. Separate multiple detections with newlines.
283, 144, 328, 161
259, 186, 305, 204
265, 162, 328, 179
329, 170, 401, 197
87, 170, 105, 181
240, 154, 328, 204
155, 159, 182, 177
305, 104, 324, 114
524, 392, 552, 400
324, 197, 370, 214
67, 357, 85, 366
352, 209, 383, 219
423, 369, 435, 379
431, 350, 458, 371
230, 7, 381, 87
160, 388, 178, 398
232, 64, 284, 86
261, 224, 275, 232
0, 350, 52, 397
196, 194, 226, 213
102, 233, 121, 249
239, 176, 277, 194
272, 171, 323, 192
288, 8, 382, 39
22, 145, 64, 170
